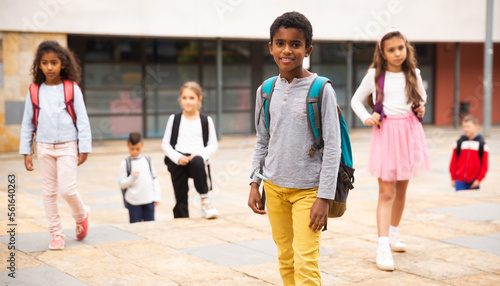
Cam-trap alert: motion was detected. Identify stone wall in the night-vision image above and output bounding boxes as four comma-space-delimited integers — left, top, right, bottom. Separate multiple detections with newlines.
0, 32, 66, 153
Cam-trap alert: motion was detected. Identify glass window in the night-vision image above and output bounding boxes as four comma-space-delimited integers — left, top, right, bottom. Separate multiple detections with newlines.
148, 40, 199, 63
146, 89, 180, 114
90, 115, 142, 140
146, 115, 170, 138
313, 64, 347, 85
120, 39, 142, 61
223, 89, 251, 111
85, 64, 142, 88
86, 90, 142, 115
202, 88, 217, 112
203, 65, 251, 88
221, 112, 252, 134
85, 39, 115, 61
222, 42, 250, 64
311, 43, 348, 64
145, 64, 198, 88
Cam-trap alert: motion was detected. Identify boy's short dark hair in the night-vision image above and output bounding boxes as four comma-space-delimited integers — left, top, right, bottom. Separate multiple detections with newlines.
463, 115, 479, 125
270, 11, 313, 48
128, 132, 142, 145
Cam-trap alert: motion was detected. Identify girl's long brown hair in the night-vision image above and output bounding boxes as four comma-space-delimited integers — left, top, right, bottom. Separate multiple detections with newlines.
367, 31, 423, 108
31, 40, 82, 85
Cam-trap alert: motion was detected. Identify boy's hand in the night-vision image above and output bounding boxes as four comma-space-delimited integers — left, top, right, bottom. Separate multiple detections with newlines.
24, 155, 35, 171
132, 171, 140, 176
451, 180, 455, 187
471, 180, 480, 189
154, 201, 160, 207
309, 198, 329, 231
178, 156, 190, 166
364, 112, 381, 126
78, 153, 88, 166
413, 104, 426, 118
248, 183, 266, 215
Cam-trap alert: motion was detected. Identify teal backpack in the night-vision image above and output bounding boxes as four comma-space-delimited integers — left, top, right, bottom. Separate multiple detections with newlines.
259, 76, 355, 218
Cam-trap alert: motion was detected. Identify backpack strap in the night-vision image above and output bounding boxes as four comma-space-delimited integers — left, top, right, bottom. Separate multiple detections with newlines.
29, 80, 78, 133
477, 136, 485, 165
63, 79, 77, 128
125, 157, 132, 177
306, 76, 331, 157
455, 135, 468, 158
373, 71, 386, 128
170, 112, 183, 148
258, 76, 278, 137
29, 83, 41, 133
200, 113, 209, 147
144, 156, 156, 179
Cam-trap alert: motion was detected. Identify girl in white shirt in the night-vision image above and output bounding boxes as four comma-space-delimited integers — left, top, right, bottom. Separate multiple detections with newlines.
351, 29, 431, 271
162, 82, 219, 219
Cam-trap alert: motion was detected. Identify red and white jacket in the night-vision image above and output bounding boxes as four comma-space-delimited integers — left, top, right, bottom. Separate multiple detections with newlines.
449, 135, 489, 183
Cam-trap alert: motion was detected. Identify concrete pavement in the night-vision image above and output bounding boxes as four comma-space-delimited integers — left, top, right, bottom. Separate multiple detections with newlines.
0, 126, 499, 285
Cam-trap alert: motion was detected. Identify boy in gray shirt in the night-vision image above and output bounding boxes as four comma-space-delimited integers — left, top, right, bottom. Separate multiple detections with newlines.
248, 11, 340, 285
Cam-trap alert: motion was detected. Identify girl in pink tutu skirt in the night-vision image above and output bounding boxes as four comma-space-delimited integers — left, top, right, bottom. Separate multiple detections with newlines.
351, 29, 431, 271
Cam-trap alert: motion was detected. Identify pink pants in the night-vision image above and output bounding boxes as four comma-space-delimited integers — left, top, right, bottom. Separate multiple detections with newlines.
37, 141, 86, 235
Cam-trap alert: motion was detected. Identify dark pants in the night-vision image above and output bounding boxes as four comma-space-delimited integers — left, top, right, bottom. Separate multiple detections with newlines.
455, 180, 479, 191
166, 155, 208, 218
127, 202, 155, 223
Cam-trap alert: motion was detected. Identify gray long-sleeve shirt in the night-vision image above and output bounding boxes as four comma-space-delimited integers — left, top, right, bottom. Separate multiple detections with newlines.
250, 74, 341, 200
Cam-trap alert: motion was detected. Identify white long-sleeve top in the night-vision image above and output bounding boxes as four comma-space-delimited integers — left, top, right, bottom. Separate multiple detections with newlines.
118, 155, 161, 205
161, 114, 218, 165
19, 82, 92, 154
351, 68, 427, 124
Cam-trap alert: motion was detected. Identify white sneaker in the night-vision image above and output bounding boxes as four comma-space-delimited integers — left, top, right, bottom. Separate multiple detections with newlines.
389, 232, 406, 252
376, 246, 395, 271
201, 198, 219, 219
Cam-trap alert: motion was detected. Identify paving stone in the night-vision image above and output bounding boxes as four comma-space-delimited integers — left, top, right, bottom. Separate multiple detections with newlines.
444, 234, 500, 256
444, 273, 500, 286
428, 202, 500, 221
183, 242, 277, 268
0, 128, 499, 285
395, 251, 481, 280
35, 245, 174, 285
0, 242, 46, 270
0, 266, 89, 286
428, 246, 500, 274
0, 231, 86, 253
64, 225, 144, 245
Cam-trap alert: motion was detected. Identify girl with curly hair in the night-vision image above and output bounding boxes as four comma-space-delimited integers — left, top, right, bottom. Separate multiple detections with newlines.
19, 40, 92, 250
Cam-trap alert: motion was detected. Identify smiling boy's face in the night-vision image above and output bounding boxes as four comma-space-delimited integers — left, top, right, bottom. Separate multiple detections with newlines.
269, 27, 312, 82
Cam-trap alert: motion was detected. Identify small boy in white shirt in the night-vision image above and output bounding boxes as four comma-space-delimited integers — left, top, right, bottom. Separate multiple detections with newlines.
119, 132, 161, 223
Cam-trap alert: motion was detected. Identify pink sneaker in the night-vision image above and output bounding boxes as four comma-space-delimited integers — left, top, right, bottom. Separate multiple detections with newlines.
76, 206, 89, 240
49, 233, 65, 250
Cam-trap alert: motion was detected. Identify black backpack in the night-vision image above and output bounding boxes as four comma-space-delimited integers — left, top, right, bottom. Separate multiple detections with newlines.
121, 156, 154, 208
164, 112, 212, 190
456, 135, 486, 165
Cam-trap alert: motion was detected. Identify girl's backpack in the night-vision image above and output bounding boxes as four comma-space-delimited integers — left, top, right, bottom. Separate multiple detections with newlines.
29, 79, 78, 133
258, 76, 355, 218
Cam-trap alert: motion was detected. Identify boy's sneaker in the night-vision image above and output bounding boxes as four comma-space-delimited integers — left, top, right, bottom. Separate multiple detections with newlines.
389, 232, 406, 252
376, 246, 395, 271
201, 199, 219, 219
76, 206, 90, 240
49, 233, 65, 250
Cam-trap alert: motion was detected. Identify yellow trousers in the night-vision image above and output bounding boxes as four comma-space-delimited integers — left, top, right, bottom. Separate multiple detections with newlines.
264, 180, 322, 286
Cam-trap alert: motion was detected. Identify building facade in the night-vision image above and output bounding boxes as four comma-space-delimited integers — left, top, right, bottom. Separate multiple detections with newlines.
1, 0, 499, 152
